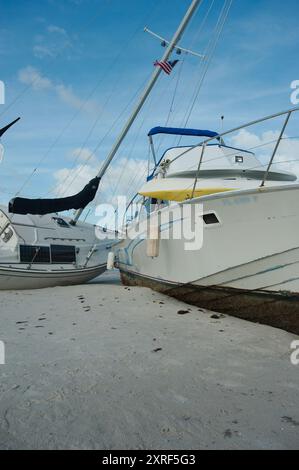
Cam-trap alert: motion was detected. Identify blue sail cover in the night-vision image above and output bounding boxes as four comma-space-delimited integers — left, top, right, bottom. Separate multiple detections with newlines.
148, 126, 219, 138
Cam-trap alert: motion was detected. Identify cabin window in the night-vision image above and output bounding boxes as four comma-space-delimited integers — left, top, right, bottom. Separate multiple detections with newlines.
52, 217, 69, 228
51, 245, 76, 263
235, 156, 244, 163
1, 227, 13, 243
20, 245, 50, 264
203, 213, 219, 225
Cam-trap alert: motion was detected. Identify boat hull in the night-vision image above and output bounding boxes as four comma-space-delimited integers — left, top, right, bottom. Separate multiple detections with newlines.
117, 184, 299, 334
0, 263, 107, 290
120, 268, 299, 335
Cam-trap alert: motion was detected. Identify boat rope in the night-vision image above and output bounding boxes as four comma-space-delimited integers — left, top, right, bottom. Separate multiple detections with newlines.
119, 70, 186, 202
56, 71, 154, 199
151, 1, 217, 154
178, 0, 233, 141
153, 59, 187, 157
52, 2, 219, 212
76, 60, 181, 208
111, 119, 150, 200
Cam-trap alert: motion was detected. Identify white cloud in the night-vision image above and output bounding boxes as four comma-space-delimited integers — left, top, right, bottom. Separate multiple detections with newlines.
230, 129, 265, 149
230, 129, 299, 176
18, 66, 52, 91
54, 164, 95, 197
53, 157, 148, 206
18, 66, 95, 112
47, 25, 67, 36
101, 158, 148, 204
56, 84, 96, 113
33, 45, 56, 59
33, 24, 73, 60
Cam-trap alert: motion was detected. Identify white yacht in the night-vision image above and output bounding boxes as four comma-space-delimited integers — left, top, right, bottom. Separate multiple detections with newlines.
114, 109, 299, 332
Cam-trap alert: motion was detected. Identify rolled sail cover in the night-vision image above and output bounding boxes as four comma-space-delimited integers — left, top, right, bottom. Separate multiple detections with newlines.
9, 177, 100, 215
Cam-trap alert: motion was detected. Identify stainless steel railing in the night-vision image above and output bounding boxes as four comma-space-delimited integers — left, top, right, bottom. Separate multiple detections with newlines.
189, 106, 299, 199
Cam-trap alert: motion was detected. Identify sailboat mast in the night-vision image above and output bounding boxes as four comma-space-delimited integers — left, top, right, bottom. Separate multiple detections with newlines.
72, 0, 202, 224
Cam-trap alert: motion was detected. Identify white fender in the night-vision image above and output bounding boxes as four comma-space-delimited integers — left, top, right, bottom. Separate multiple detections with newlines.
146, 218, 160, 258
107, 251, 115, 270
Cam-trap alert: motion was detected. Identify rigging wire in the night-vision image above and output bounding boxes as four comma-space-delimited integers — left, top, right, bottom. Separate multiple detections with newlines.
105, 61, 186, 204
91, 0, 228, 210
178, 0, 233, 142
11, 0, 161, 198
0, 2, 113, 120
151, 0, 217, 154
56, 71, 154, 198
0, 0, 161, 121
68, 52, 183, 207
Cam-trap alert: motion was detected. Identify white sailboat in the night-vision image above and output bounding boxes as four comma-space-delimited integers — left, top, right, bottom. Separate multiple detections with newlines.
0, 206, 112, 290
0, 0, 203, 290
0, 118, 112, 289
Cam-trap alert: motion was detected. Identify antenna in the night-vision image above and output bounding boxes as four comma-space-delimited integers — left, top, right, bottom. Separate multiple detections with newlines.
221, 115, 224, 133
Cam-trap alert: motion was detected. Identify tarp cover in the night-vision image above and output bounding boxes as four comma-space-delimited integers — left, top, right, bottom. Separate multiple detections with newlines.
9, 176, 100, 215
0, 117, 21, 138
148, 126, 219, 138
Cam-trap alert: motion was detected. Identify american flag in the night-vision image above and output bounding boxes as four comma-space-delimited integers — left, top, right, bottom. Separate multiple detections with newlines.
154, 59, 179, 75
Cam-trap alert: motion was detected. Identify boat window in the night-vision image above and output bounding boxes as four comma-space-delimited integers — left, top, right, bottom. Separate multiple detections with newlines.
51, 245, 76, 263
52, 217, 69, 228
203, 213, 219, 225
1, 226, 13, 243
0, 210, 13, 243
235, 156, 244, 163
20, 245, 51, 263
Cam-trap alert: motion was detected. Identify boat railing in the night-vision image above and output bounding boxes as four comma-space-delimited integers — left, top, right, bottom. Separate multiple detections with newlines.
167, 106, 299, 199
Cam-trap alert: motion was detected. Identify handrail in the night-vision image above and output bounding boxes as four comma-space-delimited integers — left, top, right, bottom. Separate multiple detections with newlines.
125, 107, 299, 210
169, 107, 299, 165
260, 111, 292, 187
199, 106, 299, 147
167, 106, 299, 199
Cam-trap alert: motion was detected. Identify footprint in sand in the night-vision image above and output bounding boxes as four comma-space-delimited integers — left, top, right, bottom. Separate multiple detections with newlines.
78, 295, 85, 304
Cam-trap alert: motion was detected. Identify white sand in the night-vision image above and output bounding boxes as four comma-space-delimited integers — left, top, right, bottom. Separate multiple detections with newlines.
0, 270, 299, 450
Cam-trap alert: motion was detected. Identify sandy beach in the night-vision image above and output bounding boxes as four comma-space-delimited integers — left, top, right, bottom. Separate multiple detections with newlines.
0, 270, 299, 450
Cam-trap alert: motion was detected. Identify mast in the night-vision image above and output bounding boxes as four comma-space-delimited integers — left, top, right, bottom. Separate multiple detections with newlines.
71, 0, 202, 224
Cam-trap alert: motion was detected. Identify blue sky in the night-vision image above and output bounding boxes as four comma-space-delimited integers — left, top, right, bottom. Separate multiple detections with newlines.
1, 0, 299, 216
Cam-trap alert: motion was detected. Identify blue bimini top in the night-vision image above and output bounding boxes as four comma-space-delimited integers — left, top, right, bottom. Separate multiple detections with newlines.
148, 126, 219, 139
